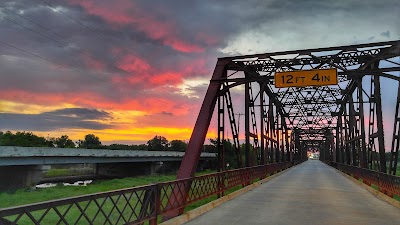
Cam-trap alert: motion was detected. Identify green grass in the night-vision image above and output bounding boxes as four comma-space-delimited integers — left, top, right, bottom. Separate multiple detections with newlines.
371, 184, 379, 191
0, 174, 176, 209
0, 174, 180, 224
44, 168, 92, 177
1, 170, 263, 224
0, 170, 215, 209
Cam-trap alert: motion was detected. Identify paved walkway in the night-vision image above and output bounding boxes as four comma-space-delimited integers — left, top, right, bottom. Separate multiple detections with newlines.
184, 160, 400, 225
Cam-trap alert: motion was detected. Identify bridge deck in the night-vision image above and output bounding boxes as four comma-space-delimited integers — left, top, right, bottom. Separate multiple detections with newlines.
184, 160, 400, 225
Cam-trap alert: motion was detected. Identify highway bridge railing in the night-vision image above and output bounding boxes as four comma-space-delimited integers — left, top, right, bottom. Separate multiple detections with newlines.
323, 161, 400, 200
0, 160, 304, 225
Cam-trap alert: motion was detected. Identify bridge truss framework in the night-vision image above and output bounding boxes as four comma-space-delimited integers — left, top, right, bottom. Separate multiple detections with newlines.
178, 40, 400, 179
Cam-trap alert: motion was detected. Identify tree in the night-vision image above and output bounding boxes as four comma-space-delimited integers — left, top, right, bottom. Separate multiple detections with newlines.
147, 135, 168, 151
204, 144, 217, 153
55, 135, 75, 148
77, 134, 102, 149
209, 138, 240, 169
169, 140, 187, 152
0, 131, 54, 147
107, 143, 148, 150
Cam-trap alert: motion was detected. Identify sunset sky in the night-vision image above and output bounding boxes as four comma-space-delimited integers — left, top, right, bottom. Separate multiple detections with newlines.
0, 0, 399, 144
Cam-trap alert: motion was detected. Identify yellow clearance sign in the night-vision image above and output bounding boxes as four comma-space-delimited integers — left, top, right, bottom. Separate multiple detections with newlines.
274, 68, 338, 88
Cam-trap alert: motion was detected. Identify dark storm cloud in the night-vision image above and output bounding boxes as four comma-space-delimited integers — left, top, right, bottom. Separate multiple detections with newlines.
0, 108, 112, 131
381, 31, 391, 38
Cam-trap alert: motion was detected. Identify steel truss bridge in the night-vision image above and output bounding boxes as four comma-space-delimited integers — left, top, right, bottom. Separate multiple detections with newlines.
1, 40, 400, 224
179, 39, 400, 176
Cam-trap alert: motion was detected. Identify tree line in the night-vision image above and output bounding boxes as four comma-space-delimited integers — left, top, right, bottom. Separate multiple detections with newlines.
0, 131, 217, 152
1, 131, 261, 169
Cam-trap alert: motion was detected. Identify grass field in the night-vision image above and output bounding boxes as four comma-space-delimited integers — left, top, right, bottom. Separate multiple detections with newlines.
44, 168, 92, 178
2, 170, 247, 224
0, 174, 170, 209
0, 170, 215, 209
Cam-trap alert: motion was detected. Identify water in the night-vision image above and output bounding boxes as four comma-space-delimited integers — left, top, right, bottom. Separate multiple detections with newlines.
36, 180, 93, 188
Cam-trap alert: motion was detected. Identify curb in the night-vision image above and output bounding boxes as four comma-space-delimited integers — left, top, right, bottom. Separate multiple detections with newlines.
332, 167, 400, 209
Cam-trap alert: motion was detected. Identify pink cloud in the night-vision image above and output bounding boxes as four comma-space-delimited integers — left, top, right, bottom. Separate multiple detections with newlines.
149, 72, 182, 85
68, 0, 204, 53
116, 55, 151, 73
111, 70, 183, 87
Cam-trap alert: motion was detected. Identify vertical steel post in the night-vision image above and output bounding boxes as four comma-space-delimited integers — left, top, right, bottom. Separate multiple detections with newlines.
260, 83, 265, 165
217, 94, 225, 172
285, 123, 289, 162
389, 81, 400, 175
295, 130, 301, 162
269, 99, 275, 163
265, 97, 271, 164
245, 81, 251, 167
336, 114, 343, 163
344, 111, 351, 165
335, 117, 340, 163
276, 114, 280, 162
324, 131, 329, 161
357, 78, 367, 168
349, 96, 358, 166
281, 115, 287, 162
368, 75, 376, 170
374, 75, 387, 173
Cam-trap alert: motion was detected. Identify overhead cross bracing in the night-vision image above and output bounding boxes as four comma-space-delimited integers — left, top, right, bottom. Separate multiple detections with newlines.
224, 41, 399, 132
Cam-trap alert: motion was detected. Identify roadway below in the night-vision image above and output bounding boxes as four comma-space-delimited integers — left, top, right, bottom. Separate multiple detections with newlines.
183, 160, 400, 225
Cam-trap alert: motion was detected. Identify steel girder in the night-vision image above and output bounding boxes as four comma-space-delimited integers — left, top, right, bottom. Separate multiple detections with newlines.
165, 40, 400, 219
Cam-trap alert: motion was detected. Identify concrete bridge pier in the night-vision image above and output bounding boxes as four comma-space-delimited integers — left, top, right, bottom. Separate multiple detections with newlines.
196, 160, 213, 172
0, 165, 43, 191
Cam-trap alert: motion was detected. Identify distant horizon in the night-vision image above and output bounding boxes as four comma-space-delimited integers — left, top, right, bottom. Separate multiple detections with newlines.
0, 129, 210, 146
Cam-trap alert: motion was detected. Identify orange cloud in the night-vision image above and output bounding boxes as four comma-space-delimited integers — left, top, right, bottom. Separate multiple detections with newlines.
0, 89, 194, 116
33, 125, 217, 145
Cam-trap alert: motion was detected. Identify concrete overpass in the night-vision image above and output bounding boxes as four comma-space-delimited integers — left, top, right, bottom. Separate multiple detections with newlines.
0, 146, 217, 191
0, 146, 216, 165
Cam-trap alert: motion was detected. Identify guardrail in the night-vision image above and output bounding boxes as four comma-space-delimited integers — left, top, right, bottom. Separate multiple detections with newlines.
323, 161, 400, 199
0, 160, 304, 225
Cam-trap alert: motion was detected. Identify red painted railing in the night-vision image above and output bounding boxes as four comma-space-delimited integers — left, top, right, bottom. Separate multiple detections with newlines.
0, 161, 303, 225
